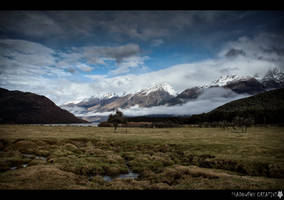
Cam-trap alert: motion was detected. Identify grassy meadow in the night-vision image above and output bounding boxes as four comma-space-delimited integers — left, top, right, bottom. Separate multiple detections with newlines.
0, 125, 284, 189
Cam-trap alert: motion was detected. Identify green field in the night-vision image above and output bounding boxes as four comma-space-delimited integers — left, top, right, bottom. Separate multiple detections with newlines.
0, 125, 284, 189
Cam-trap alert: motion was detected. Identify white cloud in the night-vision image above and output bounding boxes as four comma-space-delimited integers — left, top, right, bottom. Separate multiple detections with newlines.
218, 33, 284, 70
77, 63, 93, 72
0, 40, 147, 105
79, 43, 141, 64
0, 39, 74, 105
0, 39, 56, 67
55, 43, 143, 74
109, 56, 149, 75
0, 39, 72, 87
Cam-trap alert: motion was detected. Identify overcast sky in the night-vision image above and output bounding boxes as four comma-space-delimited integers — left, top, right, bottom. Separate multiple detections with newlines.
0, 10, 284, 105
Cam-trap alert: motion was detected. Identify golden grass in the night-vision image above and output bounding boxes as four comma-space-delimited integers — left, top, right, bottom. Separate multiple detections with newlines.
2, 125, 283, 162
0, 125, 283, 189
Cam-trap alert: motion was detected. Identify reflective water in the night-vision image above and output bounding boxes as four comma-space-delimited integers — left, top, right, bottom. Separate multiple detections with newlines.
103, 172, 139, 182
22, 164, 28, 168
10, 163, 28, 170
9, 153, 48, 171
10, 166, 17, 170
102, 161, 139, 182
22, 153, 47, 162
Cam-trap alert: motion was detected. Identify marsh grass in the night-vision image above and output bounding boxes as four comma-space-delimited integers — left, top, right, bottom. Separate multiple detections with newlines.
0, 125, 283, 189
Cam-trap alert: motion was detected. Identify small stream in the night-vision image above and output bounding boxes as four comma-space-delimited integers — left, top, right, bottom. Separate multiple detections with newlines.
9, 164, 28, 170
22, 153, 47, 162
9, 153, 47, 170
102, 171, 139, 182
8, 153, 139, 182
103, 161, 139, 182
89, 161, 139, 182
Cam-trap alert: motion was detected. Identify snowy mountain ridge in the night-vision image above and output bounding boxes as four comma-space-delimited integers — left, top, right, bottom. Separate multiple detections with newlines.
202, 74, 253, 88
261, 67, 284, 84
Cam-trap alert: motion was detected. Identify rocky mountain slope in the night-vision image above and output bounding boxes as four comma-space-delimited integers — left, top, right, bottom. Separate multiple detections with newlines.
261, 67, 284, 89
0, 88, 87, 124
62, 82, 176, 115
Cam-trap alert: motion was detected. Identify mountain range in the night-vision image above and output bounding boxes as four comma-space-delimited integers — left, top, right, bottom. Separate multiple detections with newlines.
0, 67, 283, 124
61, 82, 177, 116
61, 67, 284, 122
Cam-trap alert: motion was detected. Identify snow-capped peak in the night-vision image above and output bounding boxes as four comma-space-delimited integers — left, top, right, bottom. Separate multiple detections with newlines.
211, 75, 240, 86
262, 67, 284, 83
138, 82, 177, 96
102, 92, 118, 99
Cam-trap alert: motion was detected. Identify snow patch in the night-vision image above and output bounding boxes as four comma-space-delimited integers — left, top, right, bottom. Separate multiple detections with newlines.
138, 82, 177, 96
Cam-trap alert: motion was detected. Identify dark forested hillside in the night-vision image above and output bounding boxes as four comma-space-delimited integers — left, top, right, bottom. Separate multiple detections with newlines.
187, 88, 284, 124
0, 88, 87, 124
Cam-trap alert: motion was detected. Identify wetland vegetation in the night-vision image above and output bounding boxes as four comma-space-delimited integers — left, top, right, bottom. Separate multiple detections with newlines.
0, 125, 283, 189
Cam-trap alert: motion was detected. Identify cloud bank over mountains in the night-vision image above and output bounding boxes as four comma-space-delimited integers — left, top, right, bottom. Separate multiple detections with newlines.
75, 87, 249, 117
0, 11, 283, 106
